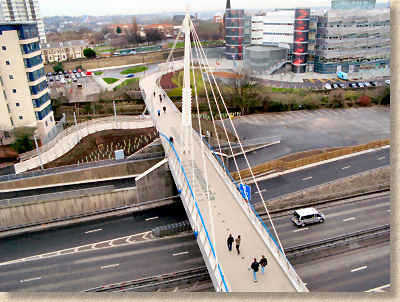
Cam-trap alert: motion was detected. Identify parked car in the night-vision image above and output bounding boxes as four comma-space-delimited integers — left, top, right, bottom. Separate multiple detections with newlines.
291, 207, 325, 227
385, 79, 390, 85
68, 70, 73, 74
357, 82, 365, 88
73, 69, 77, 73
76, 73, 81, 78
47, 72, 52, 76
86, 71, 93, 76
64, 74, 70, 78
349, 83, 357, 88
332, 83, 339, 89
338, 83, 346, 89
48, 77, 54, 82
81, 72, 86, 77
58, 71, 63, 75
63, 70, 68, 75
324, 83, 332, 90
125, 73, 135, 78
52, 72, 57, 76
72, 78, 78, 82
60, 78, 66, 84
364, 82, 371, 87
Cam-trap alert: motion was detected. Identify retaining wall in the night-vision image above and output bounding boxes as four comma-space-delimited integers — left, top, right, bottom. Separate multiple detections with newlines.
0, 188, 137, 229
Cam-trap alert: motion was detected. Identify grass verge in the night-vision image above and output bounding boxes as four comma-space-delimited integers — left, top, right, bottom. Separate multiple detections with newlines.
103, 78, 119, 84
120, 66, 148, 75
113, 78, 139, 90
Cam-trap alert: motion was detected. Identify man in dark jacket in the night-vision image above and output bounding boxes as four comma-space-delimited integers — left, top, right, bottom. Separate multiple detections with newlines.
250, 258, 260, 282
227, 234, 234, 251
259, 255, 267, 275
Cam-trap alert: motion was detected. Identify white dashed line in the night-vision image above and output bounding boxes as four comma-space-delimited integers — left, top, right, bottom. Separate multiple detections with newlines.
172, 251, 189, 256
293, 227, 309, 232
343, 217, 356, 222
145, 216, 159, 221
377, 156, 386, 161
258, 189, 267, 193
101, 263, 119, 269
302, 176, 313, 181
341, 165, 351, 170
365, 284, 391, 292
85, 228, 103, 234
351, 266, 367, 273
387, 209, 391, 213
20, 277, 42, 283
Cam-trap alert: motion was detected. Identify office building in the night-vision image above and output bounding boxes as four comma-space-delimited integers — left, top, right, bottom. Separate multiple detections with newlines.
0, 0, 46, 44
0, 22, 54, 141
250, 9, 311, 73
314, 8, 390, 73
331, 0, 376, 9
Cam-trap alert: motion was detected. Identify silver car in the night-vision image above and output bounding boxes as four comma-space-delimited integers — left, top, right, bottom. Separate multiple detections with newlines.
291, 207, 325, 227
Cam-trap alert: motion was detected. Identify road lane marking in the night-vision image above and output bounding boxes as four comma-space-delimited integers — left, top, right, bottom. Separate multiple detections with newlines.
145, 216, 159, 221
343, 217, 355, 222
293, 227, 309, 232
101, 263, 119, 269
377, 156, 386, 161
365, 283, 390, 292
172, 251, 189, 256
0, 230, 152, 267
351, 266, 367, 273
20, 277, 42, 283
341, 165, 351, 170
85, 229, 103, 234
302, 176, 313, 181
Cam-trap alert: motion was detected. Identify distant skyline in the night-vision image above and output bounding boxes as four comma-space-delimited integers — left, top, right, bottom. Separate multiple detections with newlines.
38, 0, 390, 17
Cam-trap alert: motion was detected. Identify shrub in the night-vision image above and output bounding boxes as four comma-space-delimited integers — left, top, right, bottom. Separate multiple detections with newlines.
357, 95, 371, 106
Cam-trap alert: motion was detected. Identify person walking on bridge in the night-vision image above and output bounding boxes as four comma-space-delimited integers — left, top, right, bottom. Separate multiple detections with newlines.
250, 258, 260, 282
163, 106, 166, 114
235, 235, 241, 255
227, 234, 234, 252
259, 255, 267, 275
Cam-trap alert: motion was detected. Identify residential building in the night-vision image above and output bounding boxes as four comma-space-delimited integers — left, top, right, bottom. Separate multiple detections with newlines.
0, 22, 54, 141
0, 0, 46, 45
331, 0, 376, 9
42, 40, 87, 63
314, 8, 390, 73
142, 24, 176, 37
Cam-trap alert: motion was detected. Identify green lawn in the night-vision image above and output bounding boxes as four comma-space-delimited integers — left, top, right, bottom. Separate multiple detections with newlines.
94, 71, 103, 76
120, 66, 148, 75
113, 78, 139, 90
94, 46, 116, 53
102, 78, 119, 84
167, 41, 185, 49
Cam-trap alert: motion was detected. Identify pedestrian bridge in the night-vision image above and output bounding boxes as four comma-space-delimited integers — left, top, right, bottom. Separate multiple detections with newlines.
140, 64, 308, 292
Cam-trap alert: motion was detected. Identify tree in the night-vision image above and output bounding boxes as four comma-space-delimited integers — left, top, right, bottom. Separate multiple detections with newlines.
228, 71, 260, 115
11, 127, 35, 154
144, 29, 164, 44
116, 26, 122, 34
53, 62, 64, 73
83, 48, 96, 59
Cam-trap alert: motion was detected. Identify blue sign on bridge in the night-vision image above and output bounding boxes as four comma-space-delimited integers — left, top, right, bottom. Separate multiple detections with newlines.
239, 184, 251, 201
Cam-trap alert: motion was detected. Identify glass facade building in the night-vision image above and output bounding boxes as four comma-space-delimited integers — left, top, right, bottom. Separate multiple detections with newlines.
331, 0, 376, 9
314, 8, 390, 73
224, 9, 245, 60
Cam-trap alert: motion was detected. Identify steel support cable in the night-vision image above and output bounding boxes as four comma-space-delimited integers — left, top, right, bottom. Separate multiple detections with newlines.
192, 23, 243, 191
189, 20, 285, 254
190, 44, 219, 275
189, 32, 223, 156
190, 21, 246, 193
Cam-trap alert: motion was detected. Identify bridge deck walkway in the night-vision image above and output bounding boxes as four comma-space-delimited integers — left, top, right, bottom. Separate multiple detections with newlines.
141, 67, 297, 292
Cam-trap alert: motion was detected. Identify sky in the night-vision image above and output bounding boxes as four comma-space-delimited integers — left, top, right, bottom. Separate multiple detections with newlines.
38, 0, 390, 17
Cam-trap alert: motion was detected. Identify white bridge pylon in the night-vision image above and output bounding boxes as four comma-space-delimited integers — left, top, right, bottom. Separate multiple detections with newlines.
139, 10, 308, 292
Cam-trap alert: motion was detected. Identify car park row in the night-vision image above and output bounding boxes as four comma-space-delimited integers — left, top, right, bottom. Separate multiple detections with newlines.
47, 69, 93, 85
324, 80, 389, 90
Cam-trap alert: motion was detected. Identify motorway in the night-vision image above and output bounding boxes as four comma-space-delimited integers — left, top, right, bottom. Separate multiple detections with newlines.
0, 193, 389, 291
249, 148, 389, 203
1, 148, 389, 204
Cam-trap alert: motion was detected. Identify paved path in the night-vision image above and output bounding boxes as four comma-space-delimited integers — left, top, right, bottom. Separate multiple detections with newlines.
140, 66, 300, 292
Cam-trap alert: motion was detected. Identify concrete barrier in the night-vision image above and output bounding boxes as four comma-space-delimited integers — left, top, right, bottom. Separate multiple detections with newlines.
0, 158, 160, 191
0, 188, 138, 229
255, 166, 390, 213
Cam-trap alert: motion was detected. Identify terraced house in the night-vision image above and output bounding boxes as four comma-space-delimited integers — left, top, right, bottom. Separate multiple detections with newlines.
41, 40, 86, 63
0, 22, 54, 141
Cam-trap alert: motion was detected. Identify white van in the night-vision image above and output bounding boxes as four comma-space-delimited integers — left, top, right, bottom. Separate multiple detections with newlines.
291, 207, 325, 227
